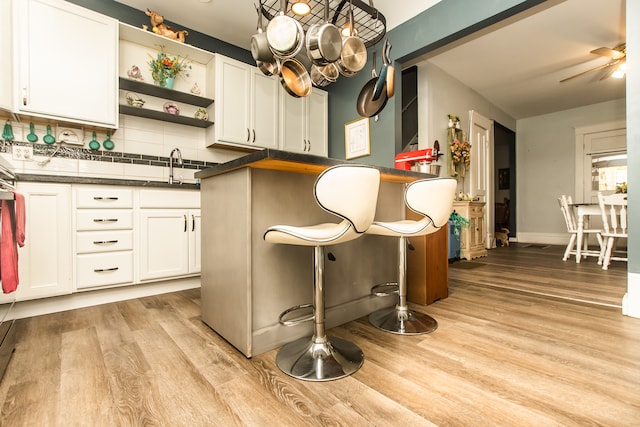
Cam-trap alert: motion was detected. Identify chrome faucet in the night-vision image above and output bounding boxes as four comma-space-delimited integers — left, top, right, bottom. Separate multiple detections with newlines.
169, 148, 183, 184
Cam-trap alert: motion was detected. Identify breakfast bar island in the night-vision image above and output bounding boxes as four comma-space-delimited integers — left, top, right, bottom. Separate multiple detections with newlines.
195, 149, 440, 357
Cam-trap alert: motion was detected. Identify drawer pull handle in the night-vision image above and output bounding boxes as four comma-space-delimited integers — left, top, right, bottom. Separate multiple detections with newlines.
93, 240, 118, 245
94, 267, 119, 273
93, 197, 119, 201
93, 218, 118, 223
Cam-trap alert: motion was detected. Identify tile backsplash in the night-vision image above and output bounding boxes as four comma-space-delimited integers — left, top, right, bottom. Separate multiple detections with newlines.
1, 114, 245, 183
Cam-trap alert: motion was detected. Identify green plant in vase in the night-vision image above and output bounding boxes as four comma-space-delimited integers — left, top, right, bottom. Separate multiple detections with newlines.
148, 48, 191, 89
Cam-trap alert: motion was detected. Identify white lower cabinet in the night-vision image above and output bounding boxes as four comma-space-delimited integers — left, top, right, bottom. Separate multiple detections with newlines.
138, 189, 200, 281
74, 186, 134, 290
0, 182, 72, 303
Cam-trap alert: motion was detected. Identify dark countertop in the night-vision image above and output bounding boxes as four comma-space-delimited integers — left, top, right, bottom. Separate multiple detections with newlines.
17, 174, 200, 190
194, 149, 436, 183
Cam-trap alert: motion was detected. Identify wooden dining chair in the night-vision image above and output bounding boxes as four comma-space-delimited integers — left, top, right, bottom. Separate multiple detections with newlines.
597, 192, 628, 270
557, 195, 602, 261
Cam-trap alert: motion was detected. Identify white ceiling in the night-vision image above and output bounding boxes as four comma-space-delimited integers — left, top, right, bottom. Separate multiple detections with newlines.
115, 0, 626, 120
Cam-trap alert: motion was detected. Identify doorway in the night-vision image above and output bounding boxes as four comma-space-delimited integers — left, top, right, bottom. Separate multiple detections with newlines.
494, 122, 516, 236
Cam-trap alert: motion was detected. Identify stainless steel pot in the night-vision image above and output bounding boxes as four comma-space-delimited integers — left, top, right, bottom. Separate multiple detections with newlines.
266, 0, 305, 60
310, 62, 339, 87
305, 0, 342, 65
251, 5, 273, 63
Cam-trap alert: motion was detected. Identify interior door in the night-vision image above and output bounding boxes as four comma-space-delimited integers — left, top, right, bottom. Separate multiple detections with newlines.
468, 110, 494, 249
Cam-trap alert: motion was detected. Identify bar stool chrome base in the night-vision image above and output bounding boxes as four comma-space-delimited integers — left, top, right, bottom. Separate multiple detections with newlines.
368, 306, 438, 335
276, 335, 364, 382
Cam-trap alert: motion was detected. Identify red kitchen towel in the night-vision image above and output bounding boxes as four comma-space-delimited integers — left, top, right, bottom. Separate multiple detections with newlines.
1, 192, 26, 294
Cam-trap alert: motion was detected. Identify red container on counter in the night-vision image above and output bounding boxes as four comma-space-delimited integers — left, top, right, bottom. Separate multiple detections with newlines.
394, 148, 434, 170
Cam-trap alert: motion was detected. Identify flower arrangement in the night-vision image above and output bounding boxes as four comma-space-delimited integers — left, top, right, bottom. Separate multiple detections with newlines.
616, 182, 627, 194
450, 138, 471, 166
148, 48, 191, 87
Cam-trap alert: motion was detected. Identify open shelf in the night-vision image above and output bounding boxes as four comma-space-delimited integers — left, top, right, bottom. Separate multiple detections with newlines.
119, 78, 213, 108
119, 105, 213, 128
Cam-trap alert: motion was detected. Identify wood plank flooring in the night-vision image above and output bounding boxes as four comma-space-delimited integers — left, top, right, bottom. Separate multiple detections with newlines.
0, 246, 638, 426
449, 243, 627, 308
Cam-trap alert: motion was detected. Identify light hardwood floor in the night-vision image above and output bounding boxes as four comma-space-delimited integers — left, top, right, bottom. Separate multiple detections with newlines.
0, 245, 638, 426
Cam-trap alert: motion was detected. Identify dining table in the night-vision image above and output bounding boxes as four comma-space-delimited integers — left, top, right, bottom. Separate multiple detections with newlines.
569, 203, 602, 263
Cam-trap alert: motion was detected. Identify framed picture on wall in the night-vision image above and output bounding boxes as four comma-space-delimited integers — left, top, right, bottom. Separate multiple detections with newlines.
344, 117, 370, 160
498, 168, 510, 190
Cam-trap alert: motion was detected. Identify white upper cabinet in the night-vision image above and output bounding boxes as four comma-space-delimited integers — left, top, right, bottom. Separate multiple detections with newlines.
210, 55, 279, 149
279, 88, 328, 156
12, 0, 118, 128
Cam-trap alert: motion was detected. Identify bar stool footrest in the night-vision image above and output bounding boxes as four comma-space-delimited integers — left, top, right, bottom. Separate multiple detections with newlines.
278, 303, 315, 326
371, 282, 399, 297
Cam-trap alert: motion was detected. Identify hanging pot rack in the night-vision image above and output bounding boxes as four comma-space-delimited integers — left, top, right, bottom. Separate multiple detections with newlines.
260, 0, 387, 48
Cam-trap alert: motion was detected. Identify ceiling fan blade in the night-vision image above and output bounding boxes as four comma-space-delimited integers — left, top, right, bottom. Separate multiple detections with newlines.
591, 45, 626, 59
560, 61, 619, 83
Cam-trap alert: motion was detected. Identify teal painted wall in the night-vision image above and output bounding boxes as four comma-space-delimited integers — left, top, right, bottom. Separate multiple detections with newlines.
626, 0, 638, 273
325, 0, 546, 167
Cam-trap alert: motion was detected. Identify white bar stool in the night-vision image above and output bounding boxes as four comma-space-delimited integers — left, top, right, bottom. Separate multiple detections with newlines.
367, 178, 456, 335
264, 164, 380, 381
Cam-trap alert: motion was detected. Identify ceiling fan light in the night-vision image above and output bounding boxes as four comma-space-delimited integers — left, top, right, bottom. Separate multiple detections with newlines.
611, 68, 625, 79
291, 0, 311, 16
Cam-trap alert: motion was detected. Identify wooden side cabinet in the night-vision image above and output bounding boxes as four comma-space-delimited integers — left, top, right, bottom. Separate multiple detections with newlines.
406, 210, 449, 305
453, 201, 488, 260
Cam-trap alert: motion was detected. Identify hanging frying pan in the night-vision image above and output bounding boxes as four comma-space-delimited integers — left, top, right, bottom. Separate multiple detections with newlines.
306, 0, 342, 65
310, 62, 339, 87
356, 51, 388, 117
280, 58, 312, 98
266, 0, 305, 60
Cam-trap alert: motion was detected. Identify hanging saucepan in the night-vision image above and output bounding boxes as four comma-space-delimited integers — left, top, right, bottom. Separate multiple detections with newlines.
251, 4, 274, 63
280, 58, 312, 98
306, 0, 342, 65
266, 0, 305, 59
256, 57, 282, 77
372, 39, 390, 101
384, 39, 395, 98
356, 51, 388, 117
310, 62, 339, 87
336, 1, 367, 77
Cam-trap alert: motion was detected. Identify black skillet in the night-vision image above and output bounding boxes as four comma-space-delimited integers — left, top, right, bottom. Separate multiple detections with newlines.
356, 51, 388, 118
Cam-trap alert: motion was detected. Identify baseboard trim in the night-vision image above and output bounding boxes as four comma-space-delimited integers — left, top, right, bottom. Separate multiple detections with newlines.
5, 277, 201, 321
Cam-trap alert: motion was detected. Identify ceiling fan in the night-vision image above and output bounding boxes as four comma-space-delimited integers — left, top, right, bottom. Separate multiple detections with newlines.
560, 43, 626, 82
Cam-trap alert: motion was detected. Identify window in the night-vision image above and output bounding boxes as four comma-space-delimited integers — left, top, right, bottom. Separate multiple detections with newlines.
591, 153, 627, 193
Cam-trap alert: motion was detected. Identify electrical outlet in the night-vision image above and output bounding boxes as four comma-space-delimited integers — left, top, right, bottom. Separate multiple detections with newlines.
12, 145, 34, 161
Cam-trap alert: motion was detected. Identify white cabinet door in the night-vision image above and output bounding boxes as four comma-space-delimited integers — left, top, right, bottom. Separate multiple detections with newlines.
252, 71, 279, 149
0, 0, 13, 112
188, 209, 201, 274
279, 87, 328, 156
14, 0, 118, 128
0, 183, 72, 303
215, 56, 251, 144
139, 210, 190, 281
306, 89, 328, 156
214, 55, 278, 148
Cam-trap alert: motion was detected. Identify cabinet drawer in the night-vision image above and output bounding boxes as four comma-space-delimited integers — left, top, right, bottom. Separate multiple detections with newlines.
76, 252, 133, 289
76, 188, 133, 209
76, 210, 133, 231
76, 230, 133, 254
139, 189, 200, 209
